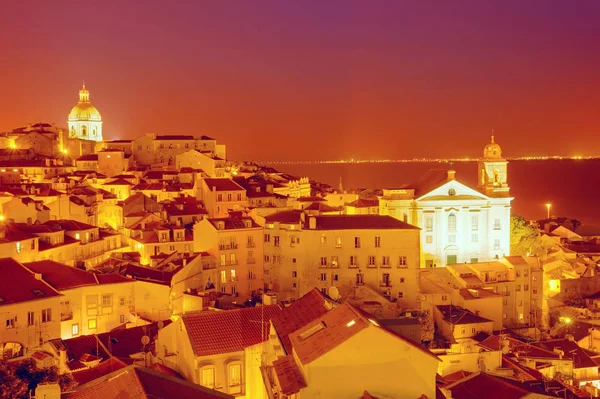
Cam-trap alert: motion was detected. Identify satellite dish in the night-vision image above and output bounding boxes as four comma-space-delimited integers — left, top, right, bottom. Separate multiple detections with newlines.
141, 335, 150, 346
158, 321, 164, 329
329, 286, 340, 301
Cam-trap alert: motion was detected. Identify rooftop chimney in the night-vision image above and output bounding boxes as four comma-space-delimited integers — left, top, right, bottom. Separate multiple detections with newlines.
447, 170, 456, 181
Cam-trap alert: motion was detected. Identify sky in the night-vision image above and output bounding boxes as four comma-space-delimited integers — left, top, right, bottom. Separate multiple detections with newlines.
1, 0, 599, 161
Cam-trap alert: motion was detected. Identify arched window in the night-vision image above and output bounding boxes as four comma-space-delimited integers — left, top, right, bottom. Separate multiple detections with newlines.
81, 125, 87, 137
448, 213, 457, 232
199, 365, 216, 389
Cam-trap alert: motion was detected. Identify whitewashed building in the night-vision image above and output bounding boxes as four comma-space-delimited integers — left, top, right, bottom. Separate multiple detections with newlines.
379, 137, 512, 267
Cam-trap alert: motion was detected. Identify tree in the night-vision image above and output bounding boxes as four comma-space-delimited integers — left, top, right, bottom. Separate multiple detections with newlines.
510, 215, 542, 256
417, 310, 434, 343
0, 359, 76, 399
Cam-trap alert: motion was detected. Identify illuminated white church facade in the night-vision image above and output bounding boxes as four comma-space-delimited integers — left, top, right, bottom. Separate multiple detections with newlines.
379, 137, 512, 267
68, 82, 103, 142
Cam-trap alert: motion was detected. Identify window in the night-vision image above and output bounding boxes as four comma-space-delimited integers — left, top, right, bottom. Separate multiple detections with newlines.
471, 234, 478, 243
368, 256, 376, 266
119, 297, 125, 306
220, 254, 226, 265
532, 276, 538, 282
494, 239, 501, 250
399, 256, 407, 267
72, 324, 79, 336
336, 237, 342, 248
300, 322, 326, 340
532, 288, 538, 295
331, 256, 339, 267
41, 308, 52, 323
27, 312, 34, 326
398, 292, 404, 298
120, 315, 125, 323
349, 256, 357, 267
382, 256, 390, 267
220, 270, 227, 284
441, 295, 448, 301
400, 277, 405, 283
102, 294, 112, 307
516, 270, 520, 278
333, 274, 338, 281
200, 366, 216, 389
448, 235, 456, 244
320, 257, 327, 266
518, 300, 523, 306
524, 284, 529, 291
470, 258, 478, 263
503, 313, 507, 319
16, 241, 21, 253
425, 235, 433, 244
292, 271, 297, 278
320, 273, 327, 281
471, 215, 478, 230
6, 317, 16, 329
228, 363, 242, 394
274, 236, 280, 247
374, 236, 381, 247
217, 194, 223, 202
264, 255, 270, 262
227, 193, 232, 201
448, 214, 457, 232
230, 253, 236, 265
425, 217, 433, 231
264, 234, 270, 243
524, 270, 529, 277
320, 235, 327, 244
494, 219, 501, 230
354, 237, 361, 248
293, 282, 297, 288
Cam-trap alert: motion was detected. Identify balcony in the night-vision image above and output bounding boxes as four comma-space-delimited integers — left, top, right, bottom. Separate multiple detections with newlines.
348, 263, 359, 269
247, 258, 256, 264
367, 263, 377, 269
219, 243, 238, 250
61, 312, 73, 321
381, 263, 391, 269
319, 263, 328, 269
330, 262, 339, 269
247, 242, 255, 248
380, 281, 392, 287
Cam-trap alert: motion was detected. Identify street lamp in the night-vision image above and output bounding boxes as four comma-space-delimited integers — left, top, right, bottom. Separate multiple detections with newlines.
545, 203, 551, 219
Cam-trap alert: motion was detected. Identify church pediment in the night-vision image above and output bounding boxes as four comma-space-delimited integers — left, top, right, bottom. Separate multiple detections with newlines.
416, 180, 490, 202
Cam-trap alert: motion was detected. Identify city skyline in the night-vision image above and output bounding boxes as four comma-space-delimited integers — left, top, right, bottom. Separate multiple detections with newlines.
2, 1, 600, 161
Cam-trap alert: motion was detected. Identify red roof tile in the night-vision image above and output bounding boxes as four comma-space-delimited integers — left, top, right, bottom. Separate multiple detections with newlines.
305, 215, 418, 230
203, 178, 244, 191
25, 260, 98, 290
71, 357, 128, 385
0, 258, 61, 306
347, 198, 379, 208
64, 365, 233, 399
182, 305, 283, 356
271, 288, 332, 353
273, 355, 307, 395
97, 322, 171, 360
155, 135, 195, 140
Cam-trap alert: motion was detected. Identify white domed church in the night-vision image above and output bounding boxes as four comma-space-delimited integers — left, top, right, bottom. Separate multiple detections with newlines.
379, 137, 513, 267
68, 82, 103, 141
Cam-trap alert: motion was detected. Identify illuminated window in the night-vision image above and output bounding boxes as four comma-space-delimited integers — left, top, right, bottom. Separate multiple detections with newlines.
320, 234, 327, 244
299, 322, 326, 340
331, 256, 339, 267
230, 269, 236, 281
448, 214, 457, 232
220, 254, 226, 265
75, 233, 80, 240
471, 215, 478, 230
72, 324, 79, 336
16, 242, 21, 253
336, 237, 342, 248
425, 217, 433, 231
230, 253, 236, 265
471, 234, 478, 243
220, 270, 227, 284
448, 235, 456, 244
200, 366, 216, 389
494, 219, 501, 230
228, 362, 242, 394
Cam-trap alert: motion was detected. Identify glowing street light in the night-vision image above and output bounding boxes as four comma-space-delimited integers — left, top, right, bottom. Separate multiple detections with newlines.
545, 203, 551, 219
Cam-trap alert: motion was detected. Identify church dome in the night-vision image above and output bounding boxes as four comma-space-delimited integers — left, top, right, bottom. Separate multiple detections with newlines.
68, 83, 102, 122
483, 136, 503, 159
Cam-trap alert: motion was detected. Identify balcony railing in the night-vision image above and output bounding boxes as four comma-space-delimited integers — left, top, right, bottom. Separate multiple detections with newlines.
219, 243, 238, 250
380, 281, 392, 287
247, 258, 256, 264
348, 263, 359, 269
319, 263, 328, 268
367, 263, 377, 268
381, 263, 391, 269
247, 242, 256, 248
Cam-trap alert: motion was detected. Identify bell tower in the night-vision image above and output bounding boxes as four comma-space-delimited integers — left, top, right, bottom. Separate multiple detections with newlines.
477, 136, 510, 197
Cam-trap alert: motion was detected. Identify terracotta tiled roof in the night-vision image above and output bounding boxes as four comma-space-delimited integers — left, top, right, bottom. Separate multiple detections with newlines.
302, 202, 341, 212
44, 219, 97, 231
121, 264, 174, 285
445, 372, 531, 399
459, 288, 501, 300
97, 322, 171, 360
0, 258, 61, 306
155, 135, 195, 140
533, 339, 597, 369
50, 334, 110, 371
71, 357, 128, 385
297, 196, 325, 202
182, 305, 283, 356
407, 169, 452, 197
436, 305, 493, 325
207, 216, 259, 230
271, 288, 332, 353
440, 370, 473, 385
104, 178, 133, 186
132, 182, 166, 191
265, 210, 303, 224
304, 215, 418, 230
64, 365, 234, 399
478, 336, 560, 359
203, 178, 244, 191
347, 198, 379, 208
290, 303, 370, 365
25, 260, 98, 290
76, 154, 99, 161
273, 355, 307, 395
